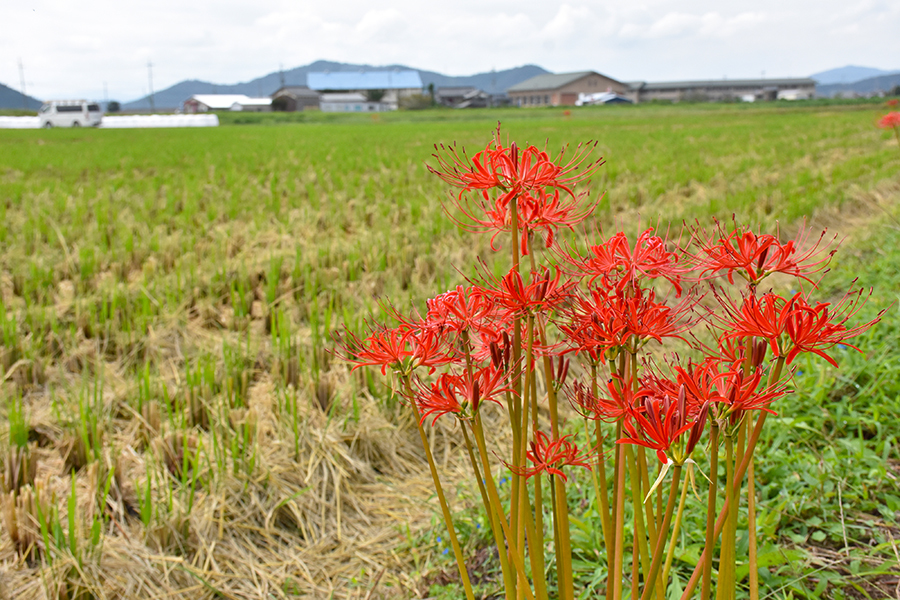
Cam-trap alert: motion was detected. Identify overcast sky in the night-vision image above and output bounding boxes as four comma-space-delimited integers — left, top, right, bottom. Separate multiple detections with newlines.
2, 0, 898, 102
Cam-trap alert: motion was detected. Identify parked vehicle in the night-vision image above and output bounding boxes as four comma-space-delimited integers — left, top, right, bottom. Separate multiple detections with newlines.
38, 100, 103, 128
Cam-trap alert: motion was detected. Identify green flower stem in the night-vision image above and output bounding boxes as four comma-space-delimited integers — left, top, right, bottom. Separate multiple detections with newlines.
662, 462, 690, 585
626, 445, 652, 594
701, 422, 719, 600
638, 447, 658, 543
589, 362, 613, 553
679, 357, 786, 600
717, 432, 736, 600
401, 376, 476, 600
611, 439, 627, 600
748, 459, 759, 600
515, 315, 535, 598
461, 424, 507, 582
553, 474, 575, 600
609, 359, 627, 600
529, 375, 548, 600
473, 413, 535, 600
584, 418, 612, 568
640, 464, 683, 600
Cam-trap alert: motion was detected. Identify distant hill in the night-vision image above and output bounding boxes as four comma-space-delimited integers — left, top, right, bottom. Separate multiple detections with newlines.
123, 61, 550, 110
817, 73, 900, 97
0, 81, 42, 110
811, 65, 899, 85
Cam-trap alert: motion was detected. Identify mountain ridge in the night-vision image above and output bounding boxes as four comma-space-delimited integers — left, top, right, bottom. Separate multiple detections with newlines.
817, 73, 900, 97
810, 65, 899, 85
0, 82, 42, 110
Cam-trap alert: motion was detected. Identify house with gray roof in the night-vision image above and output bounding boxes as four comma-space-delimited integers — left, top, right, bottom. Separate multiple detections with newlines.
271, 86, 320, 112
507, 71, 628, 107
307, 70, 423, 110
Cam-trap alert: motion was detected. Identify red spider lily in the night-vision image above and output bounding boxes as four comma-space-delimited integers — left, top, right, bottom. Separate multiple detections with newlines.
878, 112, 900, 130
720, 288, 883, 368
717, 367, 786, 420
518, 188, 601, 253
515, 431, 592, 481
428, 140, 503, 200
340, 323, 454, 376
468, 319, 557, 364
561, 285, 694, 359
430, 125, 605, 255
622, 287, 695, 345
668, 361, 729, 413
569, 376, 643, 423
487, 133, 603, 208
693, 221, 836, 286
619, 385, 710, 465
425, 284, 499, 339
719, 292, 794, 358
559, 288, 630, 361
340, 325, 414, 375
715, 335, 769, 371
449, 187, 598, 255
415, 363, 512, 425
887, 99, 899, 108
671, 358, 783, 422
783, 289, 884, 367
569, 228, 684, 295
481, 266, 575, 321
429, 124, 603, 207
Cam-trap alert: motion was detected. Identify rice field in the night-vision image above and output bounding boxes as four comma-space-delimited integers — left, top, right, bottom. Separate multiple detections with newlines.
0, 101, 899, 599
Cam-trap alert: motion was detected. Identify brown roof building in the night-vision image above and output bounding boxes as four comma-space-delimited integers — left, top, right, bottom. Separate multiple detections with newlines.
271, 86, 321, 112
507, 71, 628, 107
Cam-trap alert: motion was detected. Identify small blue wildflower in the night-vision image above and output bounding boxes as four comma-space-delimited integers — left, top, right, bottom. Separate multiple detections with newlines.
475, 523, 481, 529
443, 548, 449, 555
436, 536, 442, 544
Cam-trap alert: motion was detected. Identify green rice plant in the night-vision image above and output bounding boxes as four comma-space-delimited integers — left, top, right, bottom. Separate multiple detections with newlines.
2, 394, 37, 495
61, 379, 106, 473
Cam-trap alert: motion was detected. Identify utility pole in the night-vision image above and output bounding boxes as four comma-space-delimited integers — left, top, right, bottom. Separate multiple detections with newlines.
147, 60, 156, 113
18, 58, 27, 110
103, 81, 108, 106
279, 63, 285, 89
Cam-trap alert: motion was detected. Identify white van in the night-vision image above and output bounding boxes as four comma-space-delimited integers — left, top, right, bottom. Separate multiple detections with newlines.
39, 100, 104, 128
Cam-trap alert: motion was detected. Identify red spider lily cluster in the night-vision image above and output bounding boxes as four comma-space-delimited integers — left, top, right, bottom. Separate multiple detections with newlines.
428, 123, 605, 253
339, 125, 883, 600
878, 111, 900, 130
878, 110, 900, 150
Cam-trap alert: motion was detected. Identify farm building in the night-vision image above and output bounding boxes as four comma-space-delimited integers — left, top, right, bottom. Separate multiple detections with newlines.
271, 86, 321, 111
628, 78, 816, 103
507, 71, 629, 107
183, 94, 272, 113
307, 70, 422, 110
319, 92, 389, 113
435, 87, 491, 109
